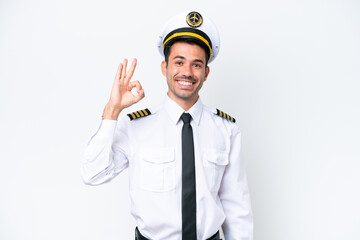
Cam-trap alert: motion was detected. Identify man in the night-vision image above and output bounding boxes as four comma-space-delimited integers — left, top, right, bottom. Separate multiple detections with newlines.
82, 11, 253, 240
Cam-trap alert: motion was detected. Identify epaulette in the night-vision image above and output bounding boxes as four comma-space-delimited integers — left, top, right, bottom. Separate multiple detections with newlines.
127, 108, 151, 120
216, 108, 236, 123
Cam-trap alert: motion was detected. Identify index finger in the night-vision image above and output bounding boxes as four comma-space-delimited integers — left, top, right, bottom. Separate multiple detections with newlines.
124, 58, 137, 84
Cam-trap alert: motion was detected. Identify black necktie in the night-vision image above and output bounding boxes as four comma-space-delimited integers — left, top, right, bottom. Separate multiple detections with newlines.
181, 113, 197, 240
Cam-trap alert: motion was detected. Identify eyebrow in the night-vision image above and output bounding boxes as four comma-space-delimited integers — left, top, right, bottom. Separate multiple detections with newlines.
193, 59, 204, 64
172, 55, 204, 64
173, 55, 185, 61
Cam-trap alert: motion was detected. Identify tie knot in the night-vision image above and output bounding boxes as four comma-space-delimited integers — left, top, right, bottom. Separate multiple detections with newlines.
181, 113, 192, 124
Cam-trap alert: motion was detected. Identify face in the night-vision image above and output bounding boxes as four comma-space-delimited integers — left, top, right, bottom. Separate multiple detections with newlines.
161, 41, 210, 109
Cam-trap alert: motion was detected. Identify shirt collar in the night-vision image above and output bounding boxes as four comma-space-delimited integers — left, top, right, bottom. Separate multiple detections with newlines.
163, 95, 203, 126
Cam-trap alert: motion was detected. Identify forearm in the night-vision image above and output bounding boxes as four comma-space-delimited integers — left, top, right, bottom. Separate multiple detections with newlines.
82, 58, 141, 184
81, 120, 128, 185
220, 182, 253, 240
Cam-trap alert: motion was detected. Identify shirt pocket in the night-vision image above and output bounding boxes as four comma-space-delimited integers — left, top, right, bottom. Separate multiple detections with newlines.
202, 149, 229, 192
140, 148, 175, 192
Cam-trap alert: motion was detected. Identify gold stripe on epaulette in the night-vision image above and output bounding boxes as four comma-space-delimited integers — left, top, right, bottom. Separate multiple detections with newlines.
127, 108, 151, 120
216, 109, 236, 123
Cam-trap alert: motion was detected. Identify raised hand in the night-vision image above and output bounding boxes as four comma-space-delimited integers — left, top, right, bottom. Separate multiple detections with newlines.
103, 58, 145, 120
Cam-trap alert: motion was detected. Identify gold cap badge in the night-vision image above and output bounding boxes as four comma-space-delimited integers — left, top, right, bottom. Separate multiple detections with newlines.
186, 11, 203, 28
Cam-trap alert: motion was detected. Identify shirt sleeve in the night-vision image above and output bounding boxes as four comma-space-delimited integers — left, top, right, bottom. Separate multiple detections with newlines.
81, 118, 130, 185
219, 126, 253, 240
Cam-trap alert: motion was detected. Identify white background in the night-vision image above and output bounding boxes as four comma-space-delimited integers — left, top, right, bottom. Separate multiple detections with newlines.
1, 0, 359, 239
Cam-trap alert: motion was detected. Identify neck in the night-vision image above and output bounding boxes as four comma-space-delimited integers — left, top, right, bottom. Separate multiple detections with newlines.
167, 93, 198, 111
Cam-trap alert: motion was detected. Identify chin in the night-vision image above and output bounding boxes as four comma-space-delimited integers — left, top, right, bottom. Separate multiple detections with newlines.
175, 92, 197, 101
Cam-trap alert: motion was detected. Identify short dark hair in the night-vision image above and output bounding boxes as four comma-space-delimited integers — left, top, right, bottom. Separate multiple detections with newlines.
164, 38, 210, 67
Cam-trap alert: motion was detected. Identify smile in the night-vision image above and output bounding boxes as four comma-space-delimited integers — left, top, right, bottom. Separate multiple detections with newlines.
177, 80, 193, 86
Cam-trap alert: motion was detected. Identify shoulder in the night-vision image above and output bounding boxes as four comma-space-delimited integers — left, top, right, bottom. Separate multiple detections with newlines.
202, 105, 240, 135
116, 106, 157, 132
214, 108, 236, 123
203, 106, 236, 123
126, 108, 152, 121
123, 104, 162, 123
115, 105, 163, 136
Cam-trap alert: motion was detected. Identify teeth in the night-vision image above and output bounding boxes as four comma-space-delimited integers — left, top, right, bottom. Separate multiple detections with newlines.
178, 81, 192, 86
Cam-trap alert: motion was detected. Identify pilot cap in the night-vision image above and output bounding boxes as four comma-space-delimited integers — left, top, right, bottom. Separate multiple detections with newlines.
157, 11, 220, 63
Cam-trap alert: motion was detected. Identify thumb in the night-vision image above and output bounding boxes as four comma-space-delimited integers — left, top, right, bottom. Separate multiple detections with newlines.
133, 89, 145, 103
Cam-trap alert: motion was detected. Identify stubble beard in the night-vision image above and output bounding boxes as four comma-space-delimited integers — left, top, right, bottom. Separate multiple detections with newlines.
167, 75, 203, 102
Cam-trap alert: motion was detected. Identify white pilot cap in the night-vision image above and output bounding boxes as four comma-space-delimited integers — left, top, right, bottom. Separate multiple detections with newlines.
157, 11, 220, 63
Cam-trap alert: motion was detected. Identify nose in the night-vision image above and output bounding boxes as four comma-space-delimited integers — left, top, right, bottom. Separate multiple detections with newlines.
181, 63, 193, 78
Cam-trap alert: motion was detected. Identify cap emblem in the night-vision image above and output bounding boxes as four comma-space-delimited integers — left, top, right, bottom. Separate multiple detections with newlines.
186, 12, 203, 28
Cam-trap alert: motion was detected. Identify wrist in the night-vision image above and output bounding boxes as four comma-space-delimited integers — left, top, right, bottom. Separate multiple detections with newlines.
102, 103, 123, 120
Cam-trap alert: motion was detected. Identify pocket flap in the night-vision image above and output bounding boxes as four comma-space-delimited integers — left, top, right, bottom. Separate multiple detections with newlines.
203, 149, 229, 165
141, 148, 175, 163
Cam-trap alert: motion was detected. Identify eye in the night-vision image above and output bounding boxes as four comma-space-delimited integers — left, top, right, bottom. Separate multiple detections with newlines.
193, 63, 202, 68
175, 61, 183, 66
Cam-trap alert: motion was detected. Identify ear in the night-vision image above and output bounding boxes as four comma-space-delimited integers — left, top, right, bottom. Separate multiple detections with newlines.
161, 61, 167, 77
204, 66, 210, 82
